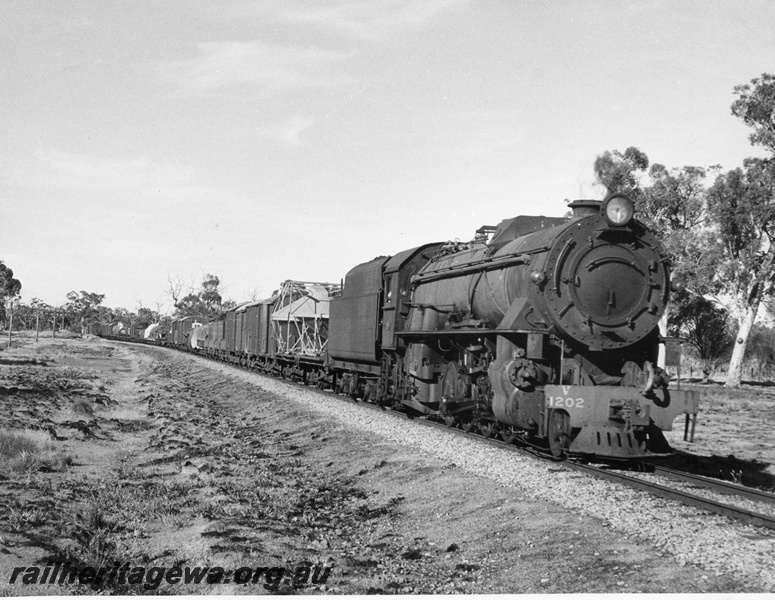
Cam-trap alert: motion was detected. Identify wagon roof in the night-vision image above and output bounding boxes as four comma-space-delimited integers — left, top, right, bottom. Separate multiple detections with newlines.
243, 295, 280, 309
271, 293, 331, 320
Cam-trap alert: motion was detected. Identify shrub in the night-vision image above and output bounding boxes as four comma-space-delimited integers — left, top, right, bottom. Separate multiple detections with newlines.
0, 430, 72, 473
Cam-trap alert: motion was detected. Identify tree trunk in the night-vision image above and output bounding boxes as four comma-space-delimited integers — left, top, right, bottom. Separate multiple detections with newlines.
727, 242, 775, 387
726, 299, 760, 388
657, 312, 668, 369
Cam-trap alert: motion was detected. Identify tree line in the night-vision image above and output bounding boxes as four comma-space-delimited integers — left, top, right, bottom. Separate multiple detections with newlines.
0, 274, 236, 341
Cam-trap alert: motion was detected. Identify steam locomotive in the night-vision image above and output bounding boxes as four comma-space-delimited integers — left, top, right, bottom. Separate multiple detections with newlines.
103, 194, 699, 459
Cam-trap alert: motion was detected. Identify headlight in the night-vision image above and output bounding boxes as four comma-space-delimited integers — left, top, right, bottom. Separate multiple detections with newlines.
670, 277, 686, 293
602, 194, 634, 227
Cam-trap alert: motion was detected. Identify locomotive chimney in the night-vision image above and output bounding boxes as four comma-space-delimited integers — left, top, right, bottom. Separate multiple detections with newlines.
567, 199, 602, 220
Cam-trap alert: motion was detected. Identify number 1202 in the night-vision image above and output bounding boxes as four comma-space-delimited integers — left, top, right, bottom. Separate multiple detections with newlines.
548, 396, 585, 409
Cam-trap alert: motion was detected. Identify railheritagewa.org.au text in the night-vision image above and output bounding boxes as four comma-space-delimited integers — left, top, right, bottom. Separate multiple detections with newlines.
7, 562, 333, 591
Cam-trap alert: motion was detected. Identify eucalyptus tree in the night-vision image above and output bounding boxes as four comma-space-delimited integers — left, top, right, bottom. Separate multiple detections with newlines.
0, 261, 22, 345
667, 292, 733, 383
65, 291, 106, 335
593, 146, 650, 200
732, 73, 775, 153
639, 163, 719, 288
707, 158, 775, 387
173, 273, 233, 320
706, 73, 775, 387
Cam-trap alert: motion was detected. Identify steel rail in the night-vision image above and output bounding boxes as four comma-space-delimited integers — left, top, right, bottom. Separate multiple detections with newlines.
647, 464, 775, 506
567, 462, 775, 531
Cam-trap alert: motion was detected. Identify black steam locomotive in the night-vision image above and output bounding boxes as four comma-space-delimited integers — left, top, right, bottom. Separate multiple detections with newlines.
104, 194, 699, 460
327, 194, 697, 458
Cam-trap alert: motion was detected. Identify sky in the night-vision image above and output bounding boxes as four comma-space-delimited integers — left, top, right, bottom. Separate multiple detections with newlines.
2, 0, 774, 313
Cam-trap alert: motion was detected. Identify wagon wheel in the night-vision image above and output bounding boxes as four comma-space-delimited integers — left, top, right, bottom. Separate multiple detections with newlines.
500, 427, 518, 445
317, 372, 327, 389
443, 415, 458, 428
348, 374, 360, 400
478, 421, 496, 439
548, 410, 571, 458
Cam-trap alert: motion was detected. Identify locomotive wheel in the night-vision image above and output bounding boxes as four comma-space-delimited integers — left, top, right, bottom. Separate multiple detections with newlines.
548, 410, 571, 458
443, 415, 458, 428
478, 422, 495, 439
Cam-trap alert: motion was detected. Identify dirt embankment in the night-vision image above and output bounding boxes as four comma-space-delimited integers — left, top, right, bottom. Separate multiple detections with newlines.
0, 334, 767, 594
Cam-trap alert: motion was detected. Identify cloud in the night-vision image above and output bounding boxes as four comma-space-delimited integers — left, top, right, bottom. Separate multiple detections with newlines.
276, 0, 471, 40
255, 114, 317, 146
31, 148, 221, 205
157, 40, 350, 93
154, 1, 469, 94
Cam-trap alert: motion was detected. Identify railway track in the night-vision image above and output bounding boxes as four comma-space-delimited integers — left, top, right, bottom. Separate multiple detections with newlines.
431, 419, 775, 531
645, 463, 775, 505
571, 462, 775, 531
335, 392, 775, 532
126, 339, 775, 533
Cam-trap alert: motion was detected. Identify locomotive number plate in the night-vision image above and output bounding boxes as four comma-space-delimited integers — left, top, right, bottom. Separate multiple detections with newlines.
547, 396, 585, 409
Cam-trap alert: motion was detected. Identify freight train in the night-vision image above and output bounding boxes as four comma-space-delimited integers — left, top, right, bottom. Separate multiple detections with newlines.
98, 194, 699, 459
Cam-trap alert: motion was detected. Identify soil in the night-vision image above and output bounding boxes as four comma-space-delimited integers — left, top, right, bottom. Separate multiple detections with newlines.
0, 333, 770, 594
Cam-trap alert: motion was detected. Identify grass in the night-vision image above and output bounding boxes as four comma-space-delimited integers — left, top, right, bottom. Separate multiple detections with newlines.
0, 429, 72, 474
88, 477, 204, 526
44, 504, 148, 594
0, 430, 39, 457
676, 382, 775, 414
23, 477, 199, 593
58, 506, 124, 569
72, 397, 94, 416
684, 381, 775, 401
